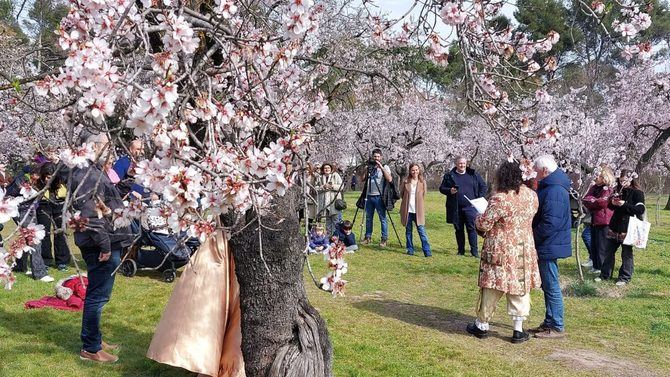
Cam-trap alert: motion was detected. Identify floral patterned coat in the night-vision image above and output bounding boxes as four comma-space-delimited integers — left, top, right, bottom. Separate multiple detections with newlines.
474, 185, 541, 296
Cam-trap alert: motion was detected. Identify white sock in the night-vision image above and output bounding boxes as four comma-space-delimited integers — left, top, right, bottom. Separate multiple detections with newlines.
475, 318, 489, 331
512, 316, 526, 332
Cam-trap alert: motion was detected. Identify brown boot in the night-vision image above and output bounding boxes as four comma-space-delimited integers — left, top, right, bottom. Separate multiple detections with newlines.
102, 340, 120, 351
80, 350, 119, 363
534, 329, 566, 339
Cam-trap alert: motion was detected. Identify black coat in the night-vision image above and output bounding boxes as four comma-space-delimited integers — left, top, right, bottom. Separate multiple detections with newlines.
438, 167, 487, 224
608, 187, 645, 234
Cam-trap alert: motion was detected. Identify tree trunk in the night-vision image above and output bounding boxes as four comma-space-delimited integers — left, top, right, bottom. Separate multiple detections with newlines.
665, 194, 670, 210
229, 188, 332, 377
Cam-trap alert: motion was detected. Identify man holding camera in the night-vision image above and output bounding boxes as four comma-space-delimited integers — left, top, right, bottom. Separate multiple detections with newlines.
362, 149, 393, 247
439, 156, 487, 257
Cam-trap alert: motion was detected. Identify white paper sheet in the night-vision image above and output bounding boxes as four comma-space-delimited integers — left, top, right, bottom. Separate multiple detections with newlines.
465, 195, 488, 215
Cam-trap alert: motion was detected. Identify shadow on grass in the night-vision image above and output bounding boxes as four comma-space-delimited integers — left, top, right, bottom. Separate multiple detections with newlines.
637, 267, 670, 279
0, 307, 171, 376
352, 299, 512, 341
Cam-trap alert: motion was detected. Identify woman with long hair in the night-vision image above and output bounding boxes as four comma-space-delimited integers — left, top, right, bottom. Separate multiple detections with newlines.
596, 169, 645, 286
582, 166, 616, 275
400, 163, 431, 257
466, 161, 540, 343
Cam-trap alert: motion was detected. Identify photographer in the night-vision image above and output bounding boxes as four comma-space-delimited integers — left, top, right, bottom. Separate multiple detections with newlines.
439, 156, 487, 257
359, 149, 393, 247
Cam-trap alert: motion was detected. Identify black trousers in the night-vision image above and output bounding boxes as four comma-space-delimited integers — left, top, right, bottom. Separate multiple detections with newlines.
600, 238, 634, 282
37, 201, 71, 266
591, 226, 609, 270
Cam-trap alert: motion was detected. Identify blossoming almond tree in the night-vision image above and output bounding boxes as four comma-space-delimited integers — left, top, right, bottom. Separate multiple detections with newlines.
0, 0, 657, 375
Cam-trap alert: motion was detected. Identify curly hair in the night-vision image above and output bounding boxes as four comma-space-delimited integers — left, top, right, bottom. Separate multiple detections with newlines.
496, 161, 524, 194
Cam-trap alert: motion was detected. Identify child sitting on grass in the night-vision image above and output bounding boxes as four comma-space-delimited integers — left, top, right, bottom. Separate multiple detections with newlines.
334, 220, 358, 253
308, 224, 330, 255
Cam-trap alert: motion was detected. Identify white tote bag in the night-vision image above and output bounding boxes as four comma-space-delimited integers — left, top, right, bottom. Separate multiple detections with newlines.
623, 204, 650, 249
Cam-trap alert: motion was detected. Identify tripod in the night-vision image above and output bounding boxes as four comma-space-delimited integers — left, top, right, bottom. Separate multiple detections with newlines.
351, 165, 403, 247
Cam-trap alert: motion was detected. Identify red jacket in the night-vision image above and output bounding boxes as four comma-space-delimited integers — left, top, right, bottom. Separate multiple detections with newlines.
582, 185, 614, 226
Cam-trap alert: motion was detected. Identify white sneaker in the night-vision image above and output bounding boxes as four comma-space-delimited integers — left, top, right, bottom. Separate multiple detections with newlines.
615, 281, 627, 287
26, 270, 33, 276
581, 259, 593, 268
39, 275, 55, 283
594, 277, 602, 283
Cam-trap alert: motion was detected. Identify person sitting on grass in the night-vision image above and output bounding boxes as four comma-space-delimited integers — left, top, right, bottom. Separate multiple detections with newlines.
334, 220, 358, 253
308, 224, 330, 255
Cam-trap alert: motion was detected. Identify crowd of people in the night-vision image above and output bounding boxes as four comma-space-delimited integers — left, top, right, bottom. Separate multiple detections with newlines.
0, 136, 649, 364
0, 133, 182, 363
303, 150, 646, 344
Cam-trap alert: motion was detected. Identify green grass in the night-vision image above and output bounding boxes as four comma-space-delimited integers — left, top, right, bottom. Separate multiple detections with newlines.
1, 191, 670, 376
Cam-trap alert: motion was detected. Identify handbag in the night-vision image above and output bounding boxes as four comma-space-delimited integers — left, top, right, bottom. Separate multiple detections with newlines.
623, 214, 650, 249
334, 198, 347, 211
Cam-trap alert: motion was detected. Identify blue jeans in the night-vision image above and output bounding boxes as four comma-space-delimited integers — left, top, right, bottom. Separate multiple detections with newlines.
538, 259, 565, 332
364, 195, 388, 241
581, 225, 592, 258
406, 213, 431, 256
81, 247, 121, 353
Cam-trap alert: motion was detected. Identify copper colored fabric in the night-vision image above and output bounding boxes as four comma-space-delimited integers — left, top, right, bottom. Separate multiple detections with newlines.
146, 231, 245, 377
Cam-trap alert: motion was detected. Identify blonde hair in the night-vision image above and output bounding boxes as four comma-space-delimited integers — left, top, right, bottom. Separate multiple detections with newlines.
599, 167, 616, 187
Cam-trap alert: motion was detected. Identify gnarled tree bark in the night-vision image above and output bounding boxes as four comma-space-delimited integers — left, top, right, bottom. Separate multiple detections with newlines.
229, 188, 332, 377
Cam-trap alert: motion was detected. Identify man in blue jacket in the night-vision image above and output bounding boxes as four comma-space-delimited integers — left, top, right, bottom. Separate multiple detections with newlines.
439, 156, 487, 257
531, 155, 572, 339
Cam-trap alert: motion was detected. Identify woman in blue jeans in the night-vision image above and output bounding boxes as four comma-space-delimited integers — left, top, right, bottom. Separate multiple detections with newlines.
399, 164, 431, 257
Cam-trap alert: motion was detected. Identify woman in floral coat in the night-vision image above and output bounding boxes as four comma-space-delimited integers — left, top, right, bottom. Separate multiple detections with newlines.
466, 161, 541, 344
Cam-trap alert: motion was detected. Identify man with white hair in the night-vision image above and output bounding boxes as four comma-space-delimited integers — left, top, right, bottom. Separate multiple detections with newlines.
68, 131, 132, 362
530, 154, 572, 339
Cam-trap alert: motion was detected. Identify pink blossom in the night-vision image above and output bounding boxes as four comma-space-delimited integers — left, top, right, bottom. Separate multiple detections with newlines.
592, 1, 605, 14
440, 2, 467, 26
0, 190, 20, 224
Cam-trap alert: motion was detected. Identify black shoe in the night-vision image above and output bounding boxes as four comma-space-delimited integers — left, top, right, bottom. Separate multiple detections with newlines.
511, 330, 530, 344
457, 253, 465, 256
466, 323, 489, 339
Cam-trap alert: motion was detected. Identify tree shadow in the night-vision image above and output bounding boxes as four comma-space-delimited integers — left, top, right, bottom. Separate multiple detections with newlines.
0, 306, 179, 376
352, 299, 512, 341
636, 267, 670, 279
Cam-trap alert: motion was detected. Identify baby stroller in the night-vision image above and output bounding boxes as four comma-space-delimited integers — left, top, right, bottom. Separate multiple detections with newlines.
119, 202, 199, 282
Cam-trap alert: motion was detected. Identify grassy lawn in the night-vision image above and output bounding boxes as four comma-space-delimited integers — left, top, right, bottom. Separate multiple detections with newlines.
1, 191, 669, 376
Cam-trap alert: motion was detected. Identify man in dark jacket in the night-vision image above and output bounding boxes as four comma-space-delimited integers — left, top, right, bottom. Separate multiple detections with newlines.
530, 154, 572, 339
439, 157, 487, 257
68, 132, 132, 363
357, 149, 393, 248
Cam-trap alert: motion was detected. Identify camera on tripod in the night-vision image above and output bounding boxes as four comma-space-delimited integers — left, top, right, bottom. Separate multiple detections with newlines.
366, 158, 377, 173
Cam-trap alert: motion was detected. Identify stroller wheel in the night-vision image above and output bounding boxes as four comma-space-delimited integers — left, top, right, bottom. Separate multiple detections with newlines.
120, 259, 137, 277
163, 269, 176, 283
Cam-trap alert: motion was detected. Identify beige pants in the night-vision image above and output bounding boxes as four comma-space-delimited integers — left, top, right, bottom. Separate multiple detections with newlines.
476, 288, 531, 323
